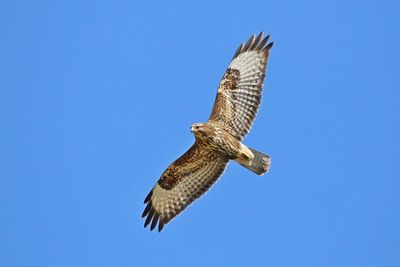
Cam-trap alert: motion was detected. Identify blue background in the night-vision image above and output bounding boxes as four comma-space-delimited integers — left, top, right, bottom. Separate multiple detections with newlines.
1, 0, 399, 266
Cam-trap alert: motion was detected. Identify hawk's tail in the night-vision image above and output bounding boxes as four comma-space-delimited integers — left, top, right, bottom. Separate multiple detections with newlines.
235, 148, 271, 176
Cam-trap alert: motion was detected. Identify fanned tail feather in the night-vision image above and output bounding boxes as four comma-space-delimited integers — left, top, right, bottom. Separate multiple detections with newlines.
236, 148, 271, 175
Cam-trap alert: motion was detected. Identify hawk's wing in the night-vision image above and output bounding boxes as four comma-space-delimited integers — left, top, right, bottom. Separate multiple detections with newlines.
209, 32, 273, 140
142, 142, 228, 232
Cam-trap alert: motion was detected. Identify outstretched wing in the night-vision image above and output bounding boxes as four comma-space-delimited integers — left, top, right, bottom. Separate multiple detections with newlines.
142, 142, 228, 232
209, 32, 273, 140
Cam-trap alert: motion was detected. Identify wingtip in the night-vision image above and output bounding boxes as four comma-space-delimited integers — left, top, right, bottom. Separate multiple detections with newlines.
232, 32, 273, 58
142, 202, 152, 218
242, 34, 256, 52
144, 208, 154, 227
250, 32, 264, 50
158, 222, 164, 232
232, 43, 244, 59
144, 190, 153, 204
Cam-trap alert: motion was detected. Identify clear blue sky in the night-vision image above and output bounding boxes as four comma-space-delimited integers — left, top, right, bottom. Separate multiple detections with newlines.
1, 0, 399, 266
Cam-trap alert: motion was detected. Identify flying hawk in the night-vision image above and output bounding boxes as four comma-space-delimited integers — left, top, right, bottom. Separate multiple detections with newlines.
142, 32, 273, 232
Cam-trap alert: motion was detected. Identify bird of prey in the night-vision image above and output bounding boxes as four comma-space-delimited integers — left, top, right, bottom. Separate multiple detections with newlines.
142, 32, 273, 232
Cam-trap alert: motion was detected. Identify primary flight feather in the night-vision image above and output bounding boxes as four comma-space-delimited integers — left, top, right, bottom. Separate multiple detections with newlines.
142, 32, 274, 232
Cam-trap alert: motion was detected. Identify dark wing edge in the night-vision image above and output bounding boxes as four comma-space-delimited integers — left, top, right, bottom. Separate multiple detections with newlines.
232, 32, 273, 60
142, 143, 228, 232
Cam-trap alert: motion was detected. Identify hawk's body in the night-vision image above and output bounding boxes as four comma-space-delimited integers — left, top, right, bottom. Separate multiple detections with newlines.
191, 123, 248, 159
142, 33, 274, 231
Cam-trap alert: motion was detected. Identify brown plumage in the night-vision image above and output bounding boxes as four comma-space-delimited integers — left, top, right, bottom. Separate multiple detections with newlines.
142, 32, 273, 232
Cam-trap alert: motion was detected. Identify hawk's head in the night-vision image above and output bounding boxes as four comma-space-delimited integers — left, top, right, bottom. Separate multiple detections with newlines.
191, 123, 205, 133
191, 122, 210, 140
191, 122, 219, 141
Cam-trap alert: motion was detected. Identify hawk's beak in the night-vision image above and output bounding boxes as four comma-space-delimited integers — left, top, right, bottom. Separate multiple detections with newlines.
190, 126, 194, 132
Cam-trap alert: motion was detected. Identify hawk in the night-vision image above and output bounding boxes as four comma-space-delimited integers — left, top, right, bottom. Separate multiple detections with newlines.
142, 32, 274, 232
